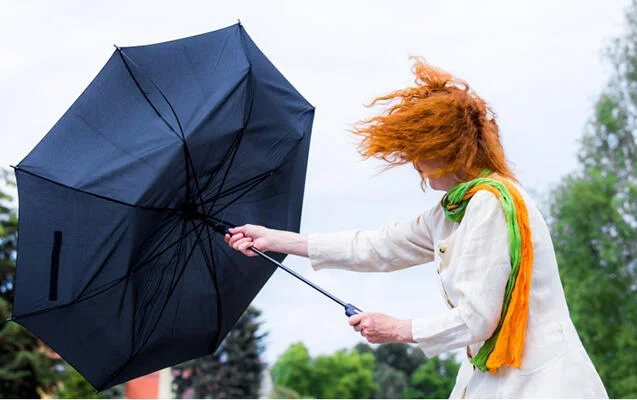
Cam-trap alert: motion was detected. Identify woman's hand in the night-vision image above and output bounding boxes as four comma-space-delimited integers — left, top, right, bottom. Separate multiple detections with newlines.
224, 224, 272, 257
225, 225, 309, 258
349, 312, 415, 344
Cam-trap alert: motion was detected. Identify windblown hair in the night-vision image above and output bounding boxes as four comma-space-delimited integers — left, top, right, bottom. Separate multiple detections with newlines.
352, 57, 516, 183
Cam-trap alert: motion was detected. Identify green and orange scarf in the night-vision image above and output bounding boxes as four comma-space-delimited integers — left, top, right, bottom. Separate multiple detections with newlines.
441, 174, 533, 374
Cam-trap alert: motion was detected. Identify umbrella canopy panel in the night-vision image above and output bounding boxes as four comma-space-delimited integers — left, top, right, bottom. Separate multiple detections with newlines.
13, 23, 314, 390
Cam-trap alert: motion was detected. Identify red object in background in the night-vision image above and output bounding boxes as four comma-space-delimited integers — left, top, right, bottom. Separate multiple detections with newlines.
125, 371, 160, 399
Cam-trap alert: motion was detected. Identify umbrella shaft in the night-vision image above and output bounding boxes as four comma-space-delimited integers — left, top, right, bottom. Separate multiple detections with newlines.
249, 246, 348, 308
204, 217, 356, 312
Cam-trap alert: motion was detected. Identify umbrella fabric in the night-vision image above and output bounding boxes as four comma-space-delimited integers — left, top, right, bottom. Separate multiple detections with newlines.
12, 23, 314, 390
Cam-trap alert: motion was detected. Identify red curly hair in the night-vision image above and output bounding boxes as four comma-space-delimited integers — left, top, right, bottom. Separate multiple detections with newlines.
352, 57, 515, 183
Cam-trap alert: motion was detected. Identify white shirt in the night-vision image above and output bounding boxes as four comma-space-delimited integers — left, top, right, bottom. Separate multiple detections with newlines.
307, 183, 608, 398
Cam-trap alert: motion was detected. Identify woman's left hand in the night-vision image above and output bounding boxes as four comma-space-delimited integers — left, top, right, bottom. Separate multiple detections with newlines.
349, 312, 415, 344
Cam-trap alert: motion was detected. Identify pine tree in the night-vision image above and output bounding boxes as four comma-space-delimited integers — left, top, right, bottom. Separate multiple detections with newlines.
172, 306, 267, 398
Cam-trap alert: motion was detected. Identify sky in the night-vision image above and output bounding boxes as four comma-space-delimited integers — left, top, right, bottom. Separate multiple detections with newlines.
0, 0, 630, 366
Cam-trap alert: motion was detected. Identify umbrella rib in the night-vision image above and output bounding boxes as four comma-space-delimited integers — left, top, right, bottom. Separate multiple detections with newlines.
116, 47, 207, 221
117, 47, 186, 140
13, 167, 179, 215
193, 129, 243, 202
188, 220, 224, 351
75, 212, 177, 300
100, 219, 207, 390
133, 219, 188, 352
200, 82, 254, 216
205, 229, 225, 352
10, 220, 203, 321
204, 131, 244, 216
167, 220, 205, 336
129, 220, 201, 275
201, 169, 275, 205
209, 172, 274, 218
116, 50, 258, 233
115, 47, 182, 141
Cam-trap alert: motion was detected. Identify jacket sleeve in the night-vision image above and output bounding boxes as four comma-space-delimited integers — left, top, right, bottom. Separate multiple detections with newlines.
307, 208, 436, 272
411, 190, 512, 357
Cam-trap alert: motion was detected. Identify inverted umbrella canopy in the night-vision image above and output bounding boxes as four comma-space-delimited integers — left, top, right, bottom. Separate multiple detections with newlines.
11, 23, 314, 390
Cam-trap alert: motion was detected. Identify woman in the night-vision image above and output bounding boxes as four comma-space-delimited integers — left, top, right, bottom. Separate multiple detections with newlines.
224, 59, 608, 398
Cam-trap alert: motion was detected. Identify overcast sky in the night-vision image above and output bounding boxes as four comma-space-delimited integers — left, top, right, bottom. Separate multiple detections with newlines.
0, 0, 630, 366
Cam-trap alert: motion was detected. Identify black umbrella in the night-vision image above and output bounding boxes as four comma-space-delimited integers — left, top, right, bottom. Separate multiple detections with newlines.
7, 23, 360, 390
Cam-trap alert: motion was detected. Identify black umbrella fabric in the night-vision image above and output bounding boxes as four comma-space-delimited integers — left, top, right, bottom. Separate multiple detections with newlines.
10, 23, 314, 390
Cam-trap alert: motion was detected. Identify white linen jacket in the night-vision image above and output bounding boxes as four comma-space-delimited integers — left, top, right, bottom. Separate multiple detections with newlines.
307, 183, 608, 398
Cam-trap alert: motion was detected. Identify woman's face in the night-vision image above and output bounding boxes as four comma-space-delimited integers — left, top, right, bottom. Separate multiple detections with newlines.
415, 160, 461, 191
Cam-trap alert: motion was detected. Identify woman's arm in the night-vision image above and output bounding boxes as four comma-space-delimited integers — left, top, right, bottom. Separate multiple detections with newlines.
225, 209, 437, 273
307, 212, 435, 272
225, 225, 308, 257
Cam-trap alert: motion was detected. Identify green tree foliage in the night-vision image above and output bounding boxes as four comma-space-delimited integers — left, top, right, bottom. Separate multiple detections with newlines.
311, 349, 377, 398
372, 343, 458, 399
403, 356, 460, 399
548, 2, 637, 397
373, 362, 408, 399
272, 341, 460, 399
270, 343, 313, 396
172, 306, 267, 398
271, 343, 377, 399
371, 343, 428, 399
374, 342, 426, 377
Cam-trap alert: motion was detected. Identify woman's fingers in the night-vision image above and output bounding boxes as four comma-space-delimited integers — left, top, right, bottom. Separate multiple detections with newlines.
227, 233, 245, 247
231, 237, 252, 250
237, 239, 254, 253
228, 226, 242, 235
225, 224, 270, 255
348, 314, 363, 326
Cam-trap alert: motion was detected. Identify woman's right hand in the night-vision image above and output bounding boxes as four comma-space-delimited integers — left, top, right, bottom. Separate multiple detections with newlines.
224, 224, 272, 257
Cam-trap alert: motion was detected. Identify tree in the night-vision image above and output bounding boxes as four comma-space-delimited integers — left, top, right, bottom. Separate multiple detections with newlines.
269, 343, 312, 396
311, 349, 377, 398
172, 306, 267, 398
403, 356, 459, 399
374, 343, 426, 377
547, 2, 637, 397
271, 344, 377, 399
373, 362, 408, 399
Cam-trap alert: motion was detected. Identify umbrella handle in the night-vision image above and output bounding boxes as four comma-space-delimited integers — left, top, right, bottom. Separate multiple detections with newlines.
345, 303, 362, 317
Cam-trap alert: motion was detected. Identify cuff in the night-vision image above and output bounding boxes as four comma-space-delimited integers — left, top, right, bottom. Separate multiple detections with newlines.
412, 308, 473, 357
307, 231, 356, 271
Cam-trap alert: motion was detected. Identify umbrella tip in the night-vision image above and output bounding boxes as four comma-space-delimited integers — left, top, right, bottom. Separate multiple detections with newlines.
9, 164, 16, 169
237, 19, 242, 26
113, 44, 121, 51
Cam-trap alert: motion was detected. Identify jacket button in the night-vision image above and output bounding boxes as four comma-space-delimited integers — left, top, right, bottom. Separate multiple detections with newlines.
439, 246, 447, 254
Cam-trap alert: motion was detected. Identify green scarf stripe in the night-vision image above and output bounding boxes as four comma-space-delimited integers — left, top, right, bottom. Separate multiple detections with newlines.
441, 177, 523, 371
